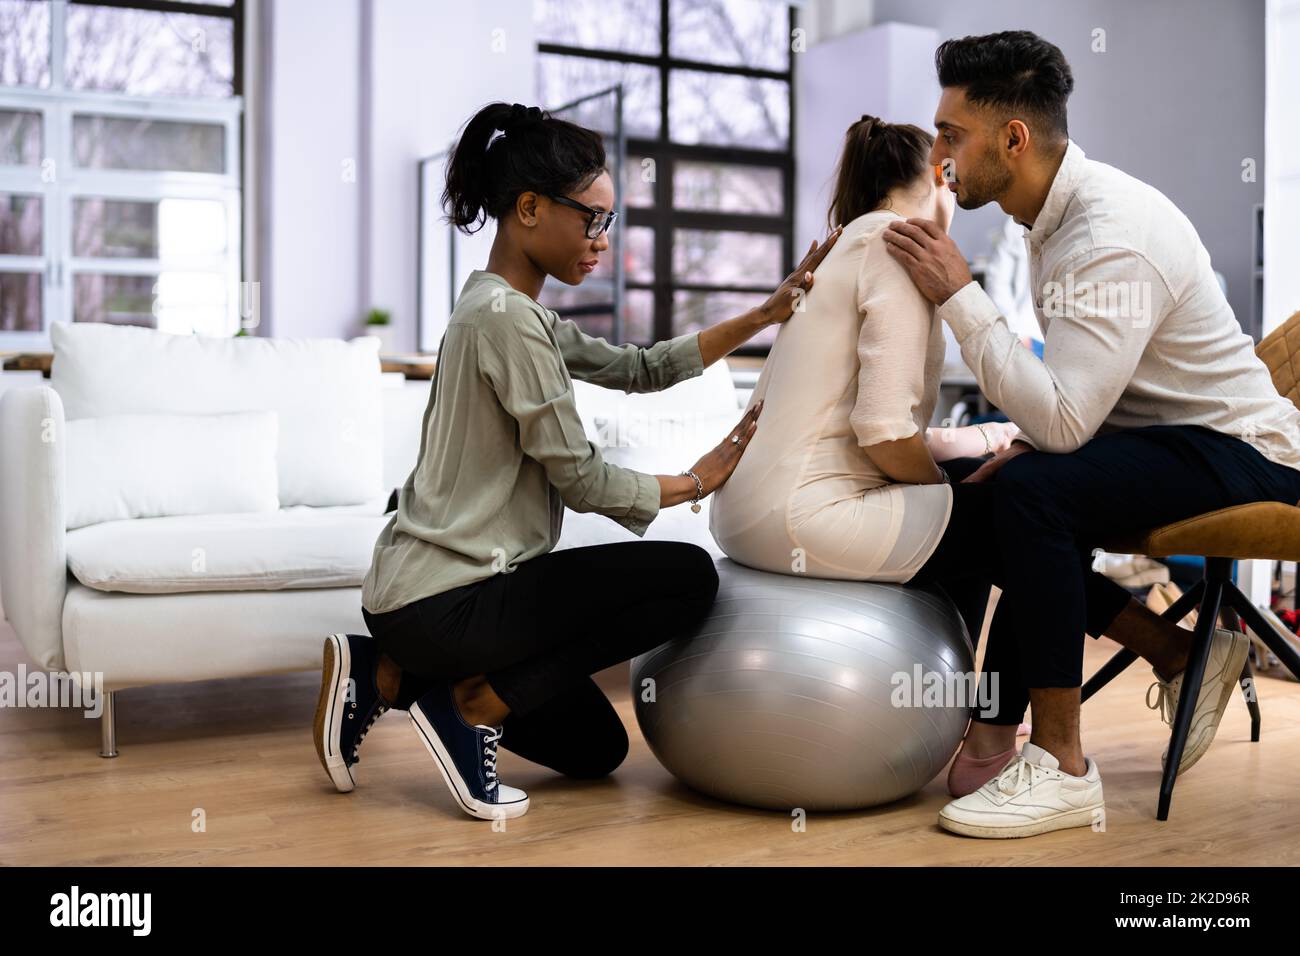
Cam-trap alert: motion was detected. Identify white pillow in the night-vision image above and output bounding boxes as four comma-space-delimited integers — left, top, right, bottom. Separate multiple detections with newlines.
572, 359, 740, 449
50, 323, 383, 507
64, 411, 280, 530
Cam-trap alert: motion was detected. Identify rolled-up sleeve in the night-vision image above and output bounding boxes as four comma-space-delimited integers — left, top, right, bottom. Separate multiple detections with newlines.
476, 317, 661, 536
851, 233, 934, 447
550, 313, 704, 393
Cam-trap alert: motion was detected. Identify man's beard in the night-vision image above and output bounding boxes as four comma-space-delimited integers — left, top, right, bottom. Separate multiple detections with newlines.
954, 146, 1013, 210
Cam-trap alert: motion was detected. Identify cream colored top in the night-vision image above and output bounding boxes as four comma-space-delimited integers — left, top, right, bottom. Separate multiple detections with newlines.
709, 209, 953, 582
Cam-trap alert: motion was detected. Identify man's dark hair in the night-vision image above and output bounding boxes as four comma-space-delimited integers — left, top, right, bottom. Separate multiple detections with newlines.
934, 30, 1073, 143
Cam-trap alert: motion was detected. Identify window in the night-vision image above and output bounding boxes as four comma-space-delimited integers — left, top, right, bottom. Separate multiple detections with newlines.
0, 0, 243, 346
536, 0, 794, 352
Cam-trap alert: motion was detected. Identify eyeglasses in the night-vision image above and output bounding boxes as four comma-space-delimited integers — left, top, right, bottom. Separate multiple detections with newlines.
547, 194, 618, 239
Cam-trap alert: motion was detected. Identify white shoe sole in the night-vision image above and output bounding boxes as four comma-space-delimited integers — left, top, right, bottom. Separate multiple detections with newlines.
408, 705, 529, 821
938, 802, 1102, 839
1163, 629, 1251, 775
313, 633, 356, 794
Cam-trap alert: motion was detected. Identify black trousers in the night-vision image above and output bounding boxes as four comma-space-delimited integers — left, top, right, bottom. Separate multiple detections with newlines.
909, 424, 1300, 726
362, 540, 719, 778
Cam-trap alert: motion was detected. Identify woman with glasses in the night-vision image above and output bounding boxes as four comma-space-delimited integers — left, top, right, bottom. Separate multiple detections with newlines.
314, 101, 840, 820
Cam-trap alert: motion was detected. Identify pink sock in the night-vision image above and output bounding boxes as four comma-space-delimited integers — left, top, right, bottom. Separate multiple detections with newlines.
947, 746, 1017, 798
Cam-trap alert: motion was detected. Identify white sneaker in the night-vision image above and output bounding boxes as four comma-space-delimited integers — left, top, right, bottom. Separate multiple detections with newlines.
938, 742, 1104, 839
1147, 627, 1250, 776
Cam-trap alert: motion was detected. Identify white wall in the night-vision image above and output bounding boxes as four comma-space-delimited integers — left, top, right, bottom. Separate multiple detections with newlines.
262, 0, 535, 346
264, 0, 363, 340
1264, 0, 1300, 335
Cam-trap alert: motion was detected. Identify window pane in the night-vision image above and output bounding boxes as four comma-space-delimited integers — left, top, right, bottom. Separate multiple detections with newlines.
0, 271, 42, 331
534, 0, 660, 55
624, 288, 654, 343
537, 54, 660, 139
623, 155, 656, 208
669, 70, 789, 148
625, 225, 653, 282
72, 114, 226, 173
65, 4, 234, 99
73, 197, 226, 259
673, 289, 770, 340
669, 0, 789, 70
0, 109, 42, 165
74, 271, 228, 334
674, 161, 783, 214
673, 229, 782, 286
0, 0, 51, 89
0, 194, 41, 255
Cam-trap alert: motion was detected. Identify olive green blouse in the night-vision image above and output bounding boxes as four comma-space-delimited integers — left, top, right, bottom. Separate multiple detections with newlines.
361, 269, 706, 614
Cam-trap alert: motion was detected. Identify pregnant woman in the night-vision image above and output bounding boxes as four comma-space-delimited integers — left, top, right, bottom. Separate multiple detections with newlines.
313, 102, 840, 820
709, 115, 1022, 795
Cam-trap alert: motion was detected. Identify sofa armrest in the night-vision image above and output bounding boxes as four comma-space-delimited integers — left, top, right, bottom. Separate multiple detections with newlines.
0, 386, 68, 670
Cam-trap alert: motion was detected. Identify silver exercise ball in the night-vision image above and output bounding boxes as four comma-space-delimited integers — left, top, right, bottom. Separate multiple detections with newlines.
630, 558, 974, 812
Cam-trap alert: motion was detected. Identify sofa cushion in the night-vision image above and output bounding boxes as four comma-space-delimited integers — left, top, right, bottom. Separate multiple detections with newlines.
65, 508, 391, 594
65, 411, 280, 530
570, 357, 738, 446
50, 322, 383, 507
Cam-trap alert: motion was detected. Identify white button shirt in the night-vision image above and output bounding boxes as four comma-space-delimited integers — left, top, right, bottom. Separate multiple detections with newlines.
937, 139, 1300, 470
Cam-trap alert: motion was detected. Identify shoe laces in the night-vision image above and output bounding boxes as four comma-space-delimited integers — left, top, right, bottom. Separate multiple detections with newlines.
350, 700, 390, 763
1146, 676, 1177, 727
992, 755, 1042, 796
480, 726, 503, 793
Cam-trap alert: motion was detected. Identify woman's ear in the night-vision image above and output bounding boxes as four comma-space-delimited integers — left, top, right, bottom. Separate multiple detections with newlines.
514, 190, 540, 228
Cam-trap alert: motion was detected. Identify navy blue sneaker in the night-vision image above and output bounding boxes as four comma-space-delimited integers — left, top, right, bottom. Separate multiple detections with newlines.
314, 633, 390, 793
408, 681, 529, 820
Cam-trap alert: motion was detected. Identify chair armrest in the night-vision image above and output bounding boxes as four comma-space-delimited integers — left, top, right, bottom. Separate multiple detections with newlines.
0, 386, 68, 670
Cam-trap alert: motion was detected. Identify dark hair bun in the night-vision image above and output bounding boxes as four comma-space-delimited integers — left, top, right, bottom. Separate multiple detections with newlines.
499, 103, 544, 135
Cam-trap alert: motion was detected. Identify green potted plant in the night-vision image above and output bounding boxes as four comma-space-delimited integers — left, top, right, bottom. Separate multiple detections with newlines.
364, 307, 393, 353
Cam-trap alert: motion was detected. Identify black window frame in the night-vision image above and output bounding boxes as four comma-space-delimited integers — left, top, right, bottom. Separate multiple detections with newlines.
537, 0, 795, 355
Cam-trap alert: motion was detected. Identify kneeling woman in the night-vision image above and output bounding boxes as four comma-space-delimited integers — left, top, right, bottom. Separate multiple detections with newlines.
314, 101, 840, 820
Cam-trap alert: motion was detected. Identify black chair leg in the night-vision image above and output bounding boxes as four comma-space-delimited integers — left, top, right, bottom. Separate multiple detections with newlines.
1080, 578, 1205, 703
1231, 584, 1300, 679
1240, 658, 1261, 742
1219, 604, 1260, 741
1157, 564, 1227, 821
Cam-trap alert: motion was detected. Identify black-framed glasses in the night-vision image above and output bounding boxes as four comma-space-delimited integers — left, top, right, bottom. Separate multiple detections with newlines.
547, 194, 618, 239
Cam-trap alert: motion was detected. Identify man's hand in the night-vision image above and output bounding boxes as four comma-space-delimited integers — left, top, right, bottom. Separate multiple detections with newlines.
882, 218, 973, 305
962, 439, 1034, 483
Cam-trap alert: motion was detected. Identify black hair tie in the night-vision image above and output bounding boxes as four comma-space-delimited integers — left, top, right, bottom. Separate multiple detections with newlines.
500, 102, 543, 135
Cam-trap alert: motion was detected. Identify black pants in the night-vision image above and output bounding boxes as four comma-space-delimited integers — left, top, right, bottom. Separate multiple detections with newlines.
362, 540, 719, 778
910, 424, 1300, 726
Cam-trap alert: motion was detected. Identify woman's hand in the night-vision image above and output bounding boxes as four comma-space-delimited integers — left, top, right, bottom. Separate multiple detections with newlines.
755, 227, 843, 327
688, 400, 763, 496
977, 421, 1023, 455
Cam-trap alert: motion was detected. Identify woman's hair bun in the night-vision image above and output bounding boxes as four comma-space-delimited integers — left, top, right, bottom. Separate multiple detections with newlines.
499, 103, 544, 135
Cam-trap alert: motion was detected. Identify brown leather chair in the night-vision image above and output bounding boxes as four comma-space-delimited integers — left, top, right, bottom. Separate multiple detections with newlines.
1086, 310, 1300, 821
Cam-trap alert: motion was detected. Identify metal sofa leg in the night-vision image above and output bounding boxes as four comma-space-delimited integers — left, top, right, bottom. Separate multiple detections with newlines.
99, 691, 118, 758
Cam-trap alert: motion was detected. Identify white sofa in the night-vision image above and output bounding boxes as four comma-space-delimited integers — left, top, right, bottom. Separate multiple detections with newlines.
0, 323, 742, 756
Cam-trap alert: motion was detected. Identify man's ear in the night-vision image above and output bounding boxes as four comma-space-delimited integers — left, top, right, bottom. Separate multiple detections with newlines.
514, 190, 540, 228
1005, 119, 1031, 159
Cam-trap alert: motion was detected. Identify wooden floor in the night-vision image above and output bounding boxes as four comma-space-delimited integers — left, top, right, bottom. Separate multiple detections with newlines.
3, 604, 1299, 866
